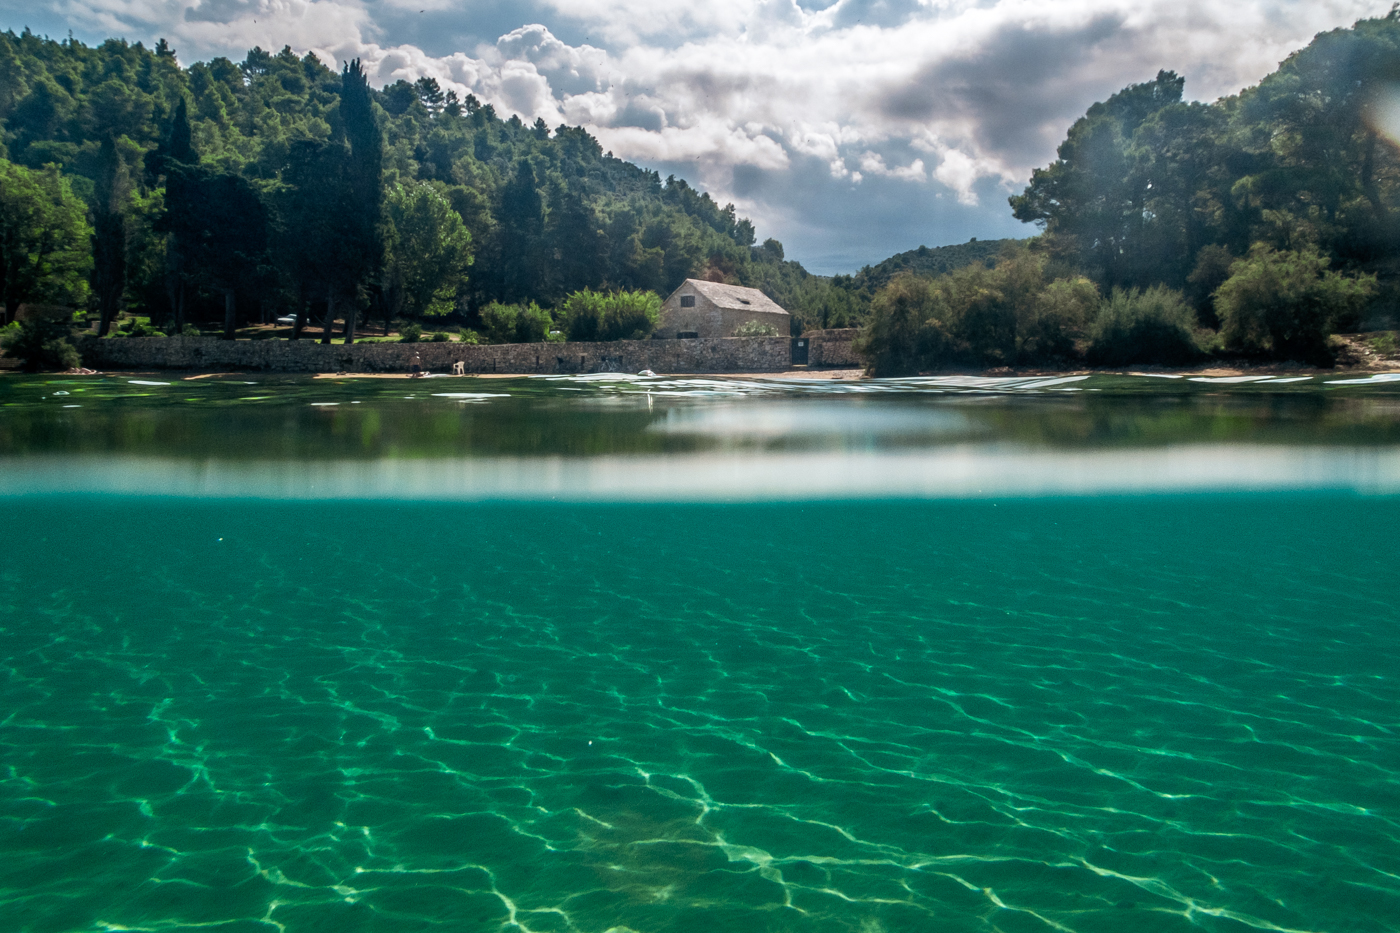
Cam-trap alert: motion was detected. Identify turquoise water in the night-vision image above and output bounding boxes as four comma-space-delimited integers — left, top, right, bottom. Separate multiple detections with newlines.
2, 374, 1399, 932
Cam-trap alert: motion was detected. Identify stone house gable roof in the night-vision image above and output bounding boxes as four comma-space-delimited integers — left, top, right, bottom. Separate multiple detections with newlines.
679, 279, 788, 316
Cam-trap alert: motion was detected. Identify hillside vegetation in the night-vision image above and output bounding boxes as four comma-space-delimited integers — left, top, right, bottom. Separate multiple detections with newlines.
861, 11, 1400, 373
0, 30, 860, 347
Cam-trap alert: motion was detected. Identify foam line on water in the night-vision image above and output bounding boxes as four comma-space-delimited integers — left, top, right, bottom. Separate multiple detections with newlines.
3, 445, 1399, 500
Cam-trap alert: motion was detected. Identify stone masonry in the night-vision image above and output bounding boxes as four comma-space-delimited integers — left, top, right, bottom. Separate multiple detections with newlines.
805, 329, 860, 368
657, 280, 790, 338
77, 335, 797, 374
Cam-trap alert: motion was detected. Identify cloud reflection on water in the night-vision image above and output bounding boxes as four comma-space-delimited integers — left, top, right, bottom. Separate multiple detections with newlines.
4, 445, 1398, 501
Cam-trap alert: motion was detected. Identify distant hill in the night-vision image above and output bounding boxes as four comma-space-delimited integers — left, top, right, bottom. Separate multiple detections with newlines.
845, 239, 1024, 293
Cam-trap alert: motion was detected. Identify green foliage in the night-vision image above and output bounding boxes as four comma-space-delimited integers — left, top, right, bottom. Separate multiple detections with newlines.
1021, 276, 1099, 362
1, 316, 81, 370
0, 157, 92, 322
560, 288, 660, 341
1215, 243, 1377, 363
116, 316, 164, 337
1368, 330, 1398, 356
733, 319, 779, 337
854, 276, 941, 376
430, 331, 450, 342
398, 322, 422, 343
844, 239, 1020, 294
1010, 70, 1187, 289
857, 247, 1104, 375
91, 134, 131, 336
479, 300, 552, 344
383, 181, 473, 319
1011, 11, 1400, 302
1186, 244, 1235, 328
1086, 286, 1201, 367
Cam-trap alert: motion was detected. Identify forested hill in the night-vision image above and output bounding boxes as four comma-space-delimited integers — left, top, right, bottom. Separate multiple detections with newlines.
842, 238, 1021, 294
0, 29, 852, 334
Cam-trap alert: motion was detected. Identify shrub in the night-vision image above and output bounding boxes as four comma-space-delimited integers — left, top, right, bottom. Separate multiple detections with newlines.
1019, 276, 1097, 363
431, 331, 450, 342
733, 319, 779, 337
856, 251, 1097, 375
922, 262, 1014, 365
1, 318, 82, 371
1368, 331, 1398, 357
399, 323, 423, 343
1215, 244, 1377, 365
560, 289, 660, 341
1086, 286, 1200, 367
855, 275, 946, 376
479, 301, 553, 343
116, 317, 164, 338
1186, 244, 1234, 328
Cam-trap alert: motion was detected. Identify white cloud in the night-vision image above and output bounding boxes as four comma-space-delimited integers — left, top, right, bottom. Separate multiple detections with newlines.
932, 149, 981, 205
858, 151, 926, 183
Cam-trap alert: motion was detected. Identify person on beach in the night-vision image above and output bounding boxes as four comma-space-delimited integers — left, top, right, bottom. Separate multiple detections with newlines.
410, 353, 423, 378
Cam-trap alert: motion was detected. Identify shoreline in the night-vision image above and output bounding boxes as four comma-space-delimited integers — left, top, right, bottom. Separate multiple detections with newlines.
6, 362, 1398, 381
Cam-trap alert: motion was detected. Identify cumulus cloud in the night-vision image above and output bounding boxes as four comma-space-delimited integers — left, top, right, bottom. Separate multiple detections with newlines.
9, 0, 1388, 270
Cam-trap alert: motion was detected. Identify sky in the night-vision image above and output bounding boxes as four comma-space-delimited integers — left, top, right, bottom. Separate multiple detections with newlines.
1, 0, 1389, 273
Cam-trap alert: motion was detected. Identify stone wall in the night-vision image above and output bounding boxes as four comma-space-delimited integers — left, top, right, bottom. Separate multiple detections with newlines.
804, 329, 862, 368
76, 335, 793, 374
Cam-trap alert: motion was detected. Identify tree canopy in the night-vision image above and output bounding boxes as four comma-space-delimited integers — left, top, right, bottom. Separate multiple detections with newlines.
862, 9, 1400, 373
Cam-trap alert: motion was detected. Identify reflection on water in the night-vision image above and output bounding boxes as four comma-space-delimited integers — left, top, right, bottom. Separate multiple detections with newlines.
3, 371, 1400, 499
6, 447, 1400, 499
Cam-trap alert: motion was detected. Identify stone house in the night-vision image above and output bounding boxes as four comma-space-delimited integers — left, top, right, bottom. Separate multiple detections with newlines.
657, 279, 790, 338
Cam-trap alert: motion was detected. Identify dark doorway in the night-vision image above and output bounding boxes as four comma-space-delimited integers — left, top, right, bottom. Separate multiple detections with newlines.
792, 337, 809, 365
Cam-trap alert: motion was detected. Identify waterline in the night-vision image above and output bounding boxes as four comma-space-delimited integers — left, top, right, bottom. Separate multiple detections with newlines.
4, 444, 1400, 500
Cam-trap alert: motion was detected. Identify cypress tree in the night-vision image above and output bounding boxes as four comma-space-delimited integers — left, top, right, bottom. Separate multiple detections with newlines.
499, 160, 545, 303
91, 135, 129, 337
158, 98, 199, 332
335, 59, 382, 345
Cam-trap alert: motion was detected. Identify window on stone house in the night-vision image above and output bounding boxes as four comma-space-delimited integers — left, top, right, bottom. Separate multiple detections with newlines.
680, 295, 695, 307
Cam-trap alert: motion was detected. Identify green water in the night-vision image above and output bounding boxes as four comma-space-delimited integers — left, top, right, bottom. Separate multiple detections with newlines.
2, 373, 1399, 932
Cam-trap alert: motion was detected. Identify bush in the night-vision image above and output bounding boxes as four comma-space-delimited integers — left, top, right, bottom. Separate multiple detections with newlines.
1215, 243, 1377, 364
399, 323, 423, 343
1369, 331, 1398, 357
479, 301, 553, 343
856, 249, 1097, 375
733, 319, 779, 337
1, 318, 82, 371
560, 289, 660, 341
1020, 276, 1097, 363
855, 275, 942, 376
1086, 286, 1200, 367
431, 331, 450, 342
941, 263, 1017, 365
116, 317, 164, 338
1186, 244, 1234, 328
